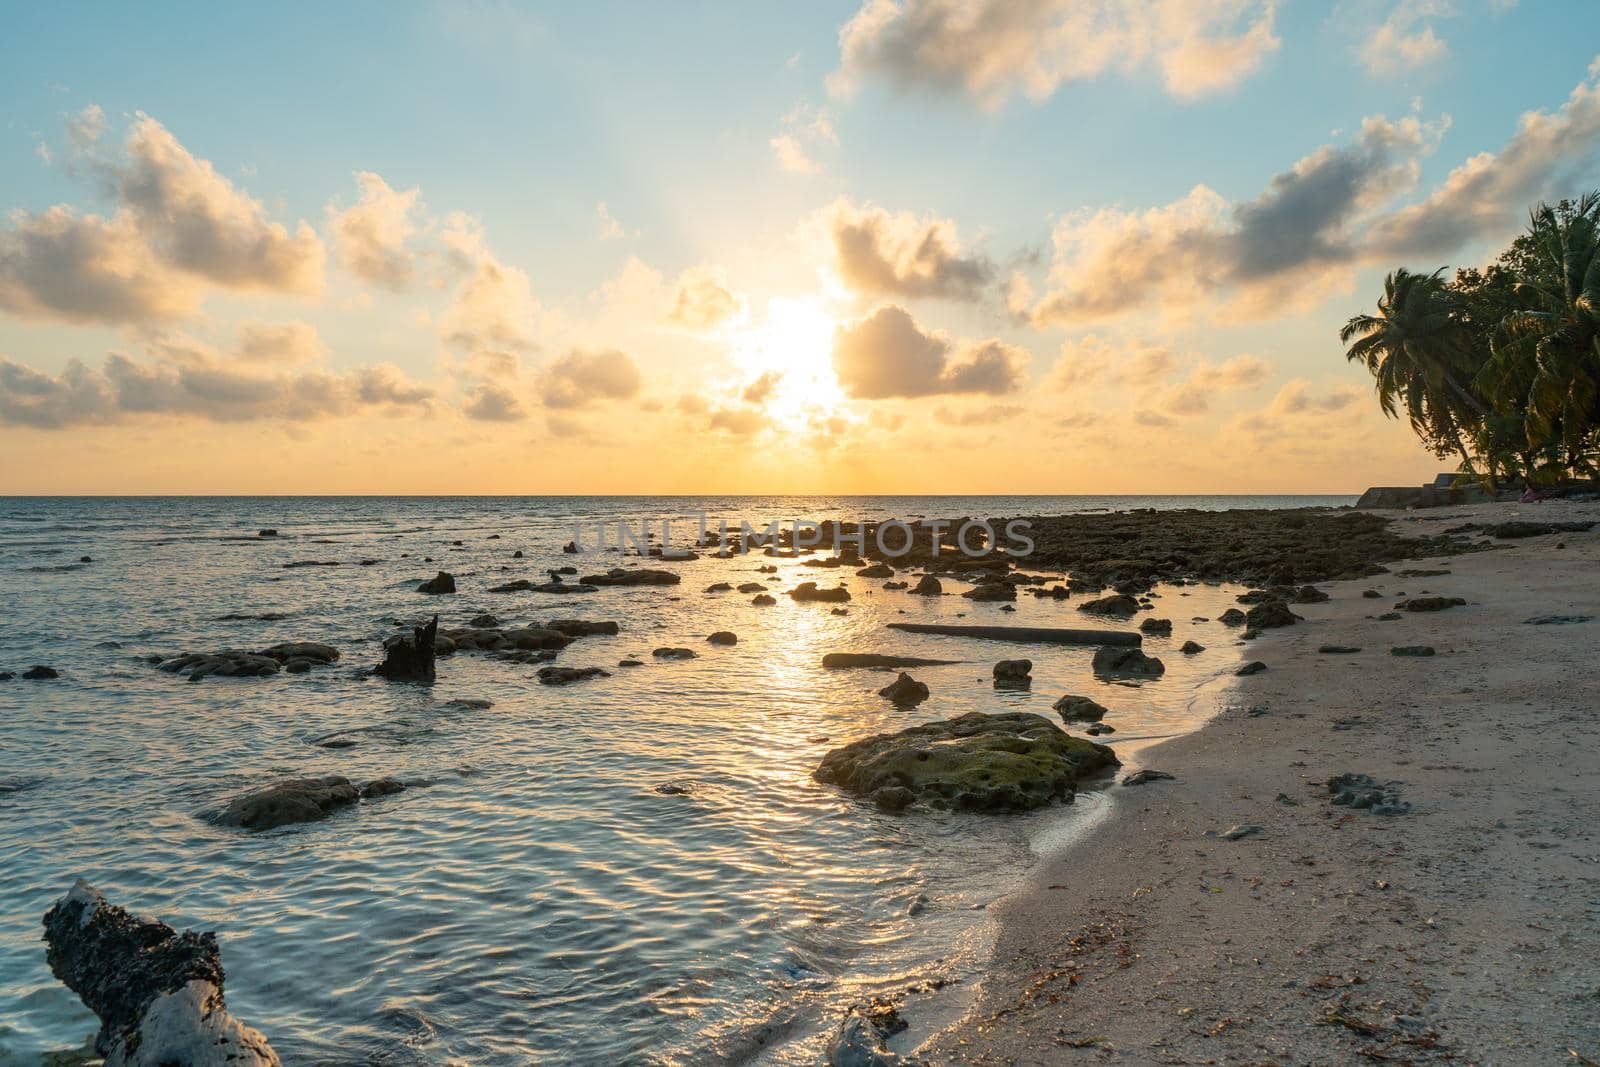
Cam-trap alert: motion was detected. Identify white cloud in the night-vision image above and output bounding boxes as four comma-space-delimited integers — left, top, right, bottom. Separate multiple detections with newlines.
0, 110, 325, 325
1358, 0, 1453, 77
328, 171, 422, 289
832, 304, 1028, 398
540, 348, 642, 409
596, 201, 626, 240
822, 198, 994, 302
439, 212, 540, 351
0, 336, 431, 429
831, 0, 1280, 108
771, 102, 838, 174
771, 134, 822, 174
667, 265, 746, 330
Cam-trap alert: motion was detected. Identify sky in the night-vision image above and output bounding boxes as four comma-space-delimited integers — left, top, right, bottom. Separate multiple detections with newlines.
1, 0, 1598, 494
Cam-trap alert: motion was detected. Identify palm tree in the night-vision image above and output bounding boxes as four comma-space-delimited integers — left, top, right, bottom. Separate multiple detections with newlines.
1340, 267, 1491, 477
1485, 193, 1600, 473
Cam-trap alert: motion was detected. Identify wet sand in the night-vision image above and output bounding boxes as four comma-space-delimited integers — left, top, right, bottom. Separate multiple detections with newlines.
922, 500, 1600, 1064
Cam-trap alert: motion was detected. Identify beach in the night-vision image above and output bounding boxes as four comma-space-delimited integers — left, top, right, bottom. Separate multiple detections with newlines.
924, 500, 1600, 1065
5, 495, 1597, 1064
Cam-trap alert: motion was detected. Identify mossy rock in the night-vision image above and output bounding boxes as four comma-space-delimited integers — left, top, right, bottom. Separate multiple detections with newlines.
1078, 593, 1140, 617
814, 712, 1119, 813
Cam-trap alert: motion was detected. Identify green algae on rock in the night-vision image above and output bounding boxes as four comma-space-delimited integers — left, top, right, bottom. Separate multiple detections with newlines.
813, 711, 1119, 813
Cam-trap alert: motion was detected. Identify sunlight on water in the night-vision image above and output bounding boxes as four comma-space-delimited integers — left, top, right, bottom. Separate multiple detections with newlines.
0, 495, 1343, 1064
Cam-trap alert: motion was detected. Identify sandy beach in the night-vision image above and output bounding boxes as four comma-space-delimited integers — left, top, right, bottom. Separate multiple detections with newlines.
923, 500, 1600, 1065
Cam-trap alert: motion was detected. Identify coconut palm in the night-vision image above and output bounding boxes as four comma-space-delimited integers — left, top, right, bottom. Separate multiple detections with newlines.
1485, 193, 1600, 470
1340, 267, 1490, 474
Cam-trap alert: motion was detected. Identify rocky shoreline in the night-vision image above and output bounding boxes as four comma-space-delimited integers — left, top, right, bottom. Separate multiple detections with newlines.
916, 499, 1600, 1064
17, 500, 1576, 1063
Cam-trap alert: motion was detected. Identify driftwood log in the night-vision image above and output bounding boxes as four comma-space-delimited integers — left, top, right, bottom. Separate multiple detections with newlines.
41, 880, 280, 1066
374, 614, 438, 682
821, 652, 962, 669
884, 622, 1142, 647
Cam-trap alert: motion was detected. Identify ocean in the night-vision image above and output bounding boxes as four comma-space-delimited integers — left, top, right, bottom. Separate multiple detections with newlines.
0, 495, 1351, 1064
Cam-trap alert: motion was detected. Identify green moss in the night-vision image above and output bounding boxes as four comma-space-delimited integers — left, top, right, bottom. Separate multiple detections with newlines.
814, 712, 1119, 813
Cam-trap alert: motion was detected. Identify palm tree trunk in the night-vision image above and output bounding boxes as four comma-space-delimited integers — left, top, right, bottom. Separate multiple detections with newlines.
1450, 429, 1490, 489
1442, 371, 1492, 419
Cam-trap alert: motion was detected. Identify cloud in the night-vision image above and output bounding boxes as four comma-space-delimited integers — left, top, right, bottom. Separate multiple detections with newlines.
1358, 0, 1452, 77
1045, 336, 1269, 414
1, 110, 325, 325
933, 402, 1025, 425
1045, 334, 1176, 390
327, 171, 422, 289
832, 304, 1028, 398
1231, 379, 1363, 438
540, 348, 642, 409
771, 103, 838, 174
742, 370, 783, 404
0, 207, 193, 324
709, 406, 769, 434
0, 344, 432, 429
831, 0, 1280, 108
823, 199, 993, 302
667, 265, 745, 331
235, 320, 328, 364
1367, 59, 1600, 257
596, 201, 625, 240
439, 212, 540, 350
1022, 61, 1600, 326
463, 381, 529, 421
1026, 113, 1443, 325
1158, 353, 1271, 414
771, 134, 822, 174
114, 114, 324, 292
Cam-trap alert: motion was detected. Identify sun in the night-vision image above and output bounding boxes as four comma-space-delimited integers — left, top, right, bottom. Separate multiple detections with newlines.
731, 296, 849, 431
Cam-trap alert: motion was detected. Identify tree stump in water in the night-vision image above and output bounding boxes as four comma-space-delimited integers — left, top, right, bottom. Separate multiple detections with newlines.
42, 880, 281, 1066
375, 615, 438, 682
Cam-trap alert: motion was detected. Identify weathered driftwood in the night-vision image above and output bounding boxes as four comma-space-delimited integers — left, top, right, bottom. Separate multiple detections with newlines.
884, 622, 1141, 647
42, 880, 280, 1066
821, 652, 961, 669
374, 615, 438, 682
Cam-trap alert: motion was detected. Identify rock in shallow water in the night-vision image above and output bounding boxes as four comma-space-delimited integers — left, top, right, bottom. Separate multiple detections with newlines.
790, 581, 851, 603
545, 619, 619, 637
992, 658, 1032, 688
814, 711, 1118, 814
417, 571, 456, 595
878, 672, 929, 706
537, 665, 611, 686
580, 567, 681, 587
212, 775, 361, 830
1091, 646, 1165, 678
43, 880, 281, 1066
1052, 694, 1108, 722
1078, 593, 1139, 617
1244, 599, 1298, 631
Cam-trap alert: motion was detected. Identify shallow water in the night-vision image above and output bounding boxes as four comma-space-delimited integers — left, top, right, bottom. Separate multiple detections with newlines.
0, 496, 1341, 1064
